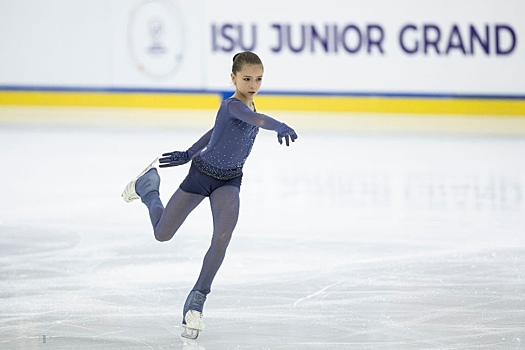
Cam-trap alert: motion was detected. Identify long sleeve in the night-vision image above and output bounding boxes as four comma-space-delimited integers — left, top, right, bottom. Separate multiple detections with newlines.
227, 99, 285, 132
187, 128, 213, 159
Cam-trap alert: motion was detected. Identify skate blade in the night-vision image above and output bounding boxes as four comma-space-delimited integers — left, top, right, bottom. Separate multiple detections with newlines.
181, 326, 200, 339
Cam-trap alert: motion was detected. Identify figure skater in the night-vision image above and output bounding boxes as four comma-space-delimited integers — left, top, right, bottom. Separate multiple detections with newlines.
121, 51, 298, 339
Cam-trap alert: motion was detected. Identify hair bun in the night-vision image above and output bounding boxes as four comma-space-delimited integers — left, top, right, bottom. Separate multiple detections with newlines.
231, 51, 263, 74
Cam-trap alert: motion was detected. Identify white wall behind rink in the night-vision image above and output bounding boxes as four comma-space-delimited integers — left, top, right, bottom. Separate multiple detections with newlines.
0, 0, 524, 96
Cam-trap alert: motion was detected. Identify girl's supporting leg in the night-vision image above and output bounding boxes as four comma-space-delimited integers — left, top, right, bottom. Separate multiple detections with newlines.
192, 185, 240, 295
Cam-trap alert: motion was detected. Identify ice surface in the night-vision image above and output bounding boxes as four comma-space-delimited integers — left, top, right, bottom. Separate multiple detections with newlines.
0, 108, 524, 349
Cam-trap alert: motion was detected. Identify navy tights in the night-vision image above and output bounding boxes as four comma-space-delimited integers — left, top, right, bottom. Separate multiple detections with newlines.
142, 185, 240, 295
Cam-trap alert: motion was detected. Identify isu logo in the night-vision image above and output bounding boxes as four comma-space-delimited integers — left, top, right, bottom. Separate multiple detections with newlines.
127, 0, 185, 79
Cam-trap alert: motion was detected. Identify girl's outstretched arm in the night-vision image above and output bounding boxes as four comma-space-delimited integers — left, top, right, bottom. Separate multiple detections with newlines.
228, 101, 298, 146
159, 128, 213, 168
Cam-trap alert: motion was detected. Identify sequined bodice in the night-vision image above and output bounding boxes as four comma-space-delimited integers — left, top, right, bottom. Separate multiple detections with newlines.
198, 98, 260, 175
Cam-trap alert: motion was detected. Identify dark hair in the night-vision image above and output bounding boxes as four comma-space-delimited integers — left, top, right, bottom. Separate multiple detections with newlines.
232, 51, 263, 74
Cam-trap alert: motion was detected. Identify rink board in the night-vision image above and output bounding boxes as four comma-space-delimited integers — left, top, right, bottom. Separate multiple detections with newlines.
1, 90, 525, 117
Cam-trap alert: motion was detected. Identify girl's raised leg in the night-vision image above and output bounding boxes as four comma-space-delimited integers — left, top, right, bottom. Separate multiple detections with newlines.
151, 188, 205, 242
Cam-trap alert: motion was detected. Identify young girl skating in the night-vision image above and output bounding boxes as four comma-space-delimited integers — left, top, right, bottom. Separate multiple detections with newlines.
122, 51, 298, 339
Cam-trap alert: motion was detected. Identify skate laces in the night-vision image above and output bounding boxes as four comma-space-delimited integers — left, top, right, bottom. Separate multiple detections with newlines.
121, 158, 159, 203
122, 181, 140, 202
184, 310, 205, 331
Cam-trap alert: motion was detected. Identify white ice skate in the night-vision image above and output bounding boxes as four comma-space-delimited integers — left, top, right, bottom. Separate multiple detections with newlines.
181, 310, 205, 339
121, 158, 159, 203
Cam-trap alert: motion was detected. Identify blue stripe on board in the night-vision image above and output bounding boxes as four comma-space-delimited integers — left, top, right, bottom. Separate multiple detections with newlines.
0, 85, 524, 101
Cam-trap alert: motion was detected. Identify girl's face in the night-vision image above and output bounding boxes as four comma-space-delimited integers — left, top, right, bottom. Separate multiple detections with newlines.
231, 64, 264, 100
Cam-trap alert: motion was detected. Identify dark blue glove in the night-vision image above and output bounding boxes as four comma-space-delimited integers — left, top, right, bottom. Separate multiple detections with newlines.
277, 123, 298, 146
159, 150, 190, 168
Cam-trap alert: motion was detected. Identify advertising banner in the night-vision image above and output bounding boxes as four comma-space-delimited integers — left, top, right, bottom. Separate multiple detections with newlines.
205, 0, 525, 95
0, 0, 524, 96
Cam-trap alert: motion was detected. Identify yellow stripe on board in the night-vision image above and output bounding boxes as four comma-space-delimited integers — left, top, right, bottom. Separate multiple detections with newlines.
0, 91, 221, 110
255, 95, 525, 116
1, 90, 525, 116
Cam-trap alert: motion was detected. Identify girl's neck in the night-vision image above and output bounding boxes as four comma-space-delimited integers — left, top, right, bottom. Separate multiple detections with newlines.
232, 93, 254, 110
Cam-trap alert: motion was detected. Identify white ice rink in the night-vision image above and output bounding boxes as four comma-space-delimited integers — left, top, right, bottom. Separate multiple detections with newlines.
0, 107, 524, 349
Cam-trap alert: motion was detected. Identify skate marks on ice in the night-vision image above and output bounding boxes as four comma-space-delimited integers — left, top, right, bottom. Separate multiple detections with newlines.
0, 122, 524, 349
203, 235, 525, 349
1, 227, 523, 349
0, 226, 185, 349
293, 281, 342, 308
